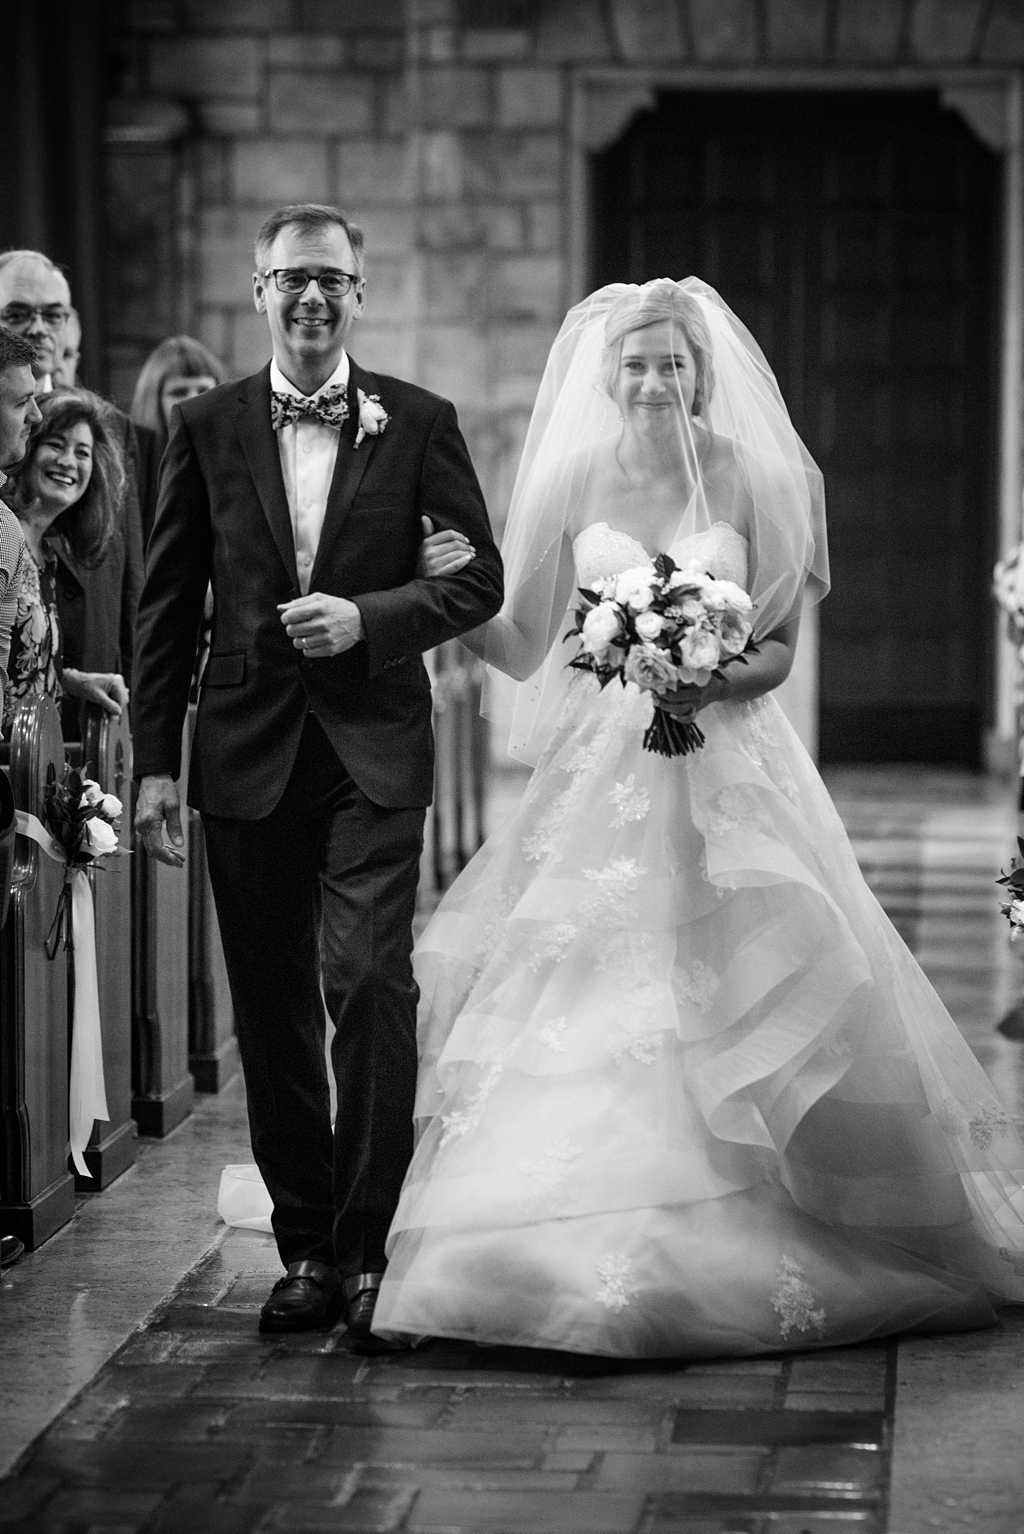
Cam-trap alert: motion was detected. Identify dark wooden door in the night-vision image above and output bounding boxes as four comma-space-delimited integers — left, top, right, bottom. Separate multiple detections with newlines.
592, 92, 999, 765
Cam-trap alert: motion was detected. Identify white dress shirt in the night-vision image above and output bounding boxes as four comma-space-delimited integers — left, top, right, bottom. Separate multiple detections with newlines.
271, 351, 349, 594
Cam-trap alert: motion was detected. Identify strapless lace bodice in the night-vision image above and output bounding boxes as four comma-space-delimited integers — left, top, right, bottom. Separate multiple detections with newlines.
572, 520, 749, 591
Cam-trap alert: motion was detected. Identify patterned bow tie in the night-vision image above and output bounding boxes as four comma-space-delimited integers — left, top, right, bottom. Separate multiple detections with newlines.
271, 384, 350, 432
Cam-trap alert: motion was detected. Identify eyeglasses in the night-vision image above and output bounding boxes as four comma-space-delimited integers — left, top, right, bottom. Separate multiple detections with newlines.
260, 269, 362, 297
1, 304, 70, 331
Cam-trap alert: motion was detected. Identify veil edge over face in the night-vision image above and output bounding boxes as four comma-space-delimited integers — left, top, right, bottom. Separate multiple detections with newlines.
480, 278, 829, 766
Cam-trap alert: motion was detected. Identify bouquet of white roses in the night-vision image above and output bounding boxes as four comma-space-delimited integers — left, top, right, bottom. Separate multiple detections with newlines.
997, 837, 1024, 941
994, 545, 1024, 636
567, 552, 756, 756
43, 765, 125, 957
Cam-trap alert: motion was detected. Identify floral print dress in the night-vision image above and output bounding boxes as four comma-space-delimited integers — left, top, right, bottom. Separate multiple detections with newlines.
3, 541, 62, 736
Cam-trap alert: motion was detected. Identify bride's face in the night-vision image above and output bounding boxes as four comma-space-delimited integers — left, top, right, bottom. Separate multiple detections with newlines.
617, 321, 697, 426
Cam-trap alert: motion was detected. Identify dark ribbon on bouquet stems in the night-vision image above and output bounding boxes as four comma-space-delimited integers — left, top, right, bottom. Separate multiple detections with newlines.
643, 707, 706, 757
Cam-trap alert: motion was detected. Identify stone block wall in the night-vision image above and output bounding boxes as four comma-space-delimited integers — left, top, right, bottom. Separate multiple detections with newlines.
104, 0, 1024, 530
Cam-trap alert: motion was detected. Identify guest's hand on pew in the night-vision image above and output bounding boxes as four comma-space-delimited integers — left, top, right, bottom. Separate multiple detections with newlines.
135, 774, 186, 868
63, 669, 129, 718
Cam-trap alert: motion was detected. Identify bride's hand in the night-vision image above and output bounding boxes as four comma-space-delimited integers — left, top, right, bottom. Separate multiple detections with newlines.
658, 676, 726, 720
417, 516, 475, 579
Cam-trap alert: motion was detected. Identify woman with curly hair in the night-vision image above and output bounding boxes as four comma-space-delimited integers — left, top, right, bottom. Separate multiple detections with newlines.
3, 388, 130, 733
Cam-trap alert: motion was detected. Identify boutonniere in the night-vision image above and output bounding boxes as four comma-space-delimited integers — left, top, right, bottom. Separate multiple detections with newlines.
354, 389, 389, 449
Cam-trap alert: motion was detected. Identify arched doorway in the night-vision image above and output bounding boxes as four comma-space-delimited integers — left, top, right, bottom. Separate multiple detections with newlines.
592, 91, 999, 767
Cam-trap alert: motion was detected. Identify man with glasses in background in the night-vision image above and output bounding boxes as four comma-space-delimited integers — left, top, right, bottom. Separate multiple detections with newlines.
0, 250, 72, 394
132, 202, 503, 1342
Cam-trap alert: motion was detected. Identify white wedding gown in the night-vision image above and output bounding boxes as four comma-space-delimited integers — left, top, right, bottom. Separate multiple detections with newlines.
371, 520, 1024, 1357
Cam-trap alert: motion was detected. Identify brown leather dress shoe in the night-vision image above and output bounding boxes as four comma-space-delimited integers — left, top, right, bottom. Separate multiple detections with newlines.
343, 1271, 384, 1339
259, 1259, 345, 1333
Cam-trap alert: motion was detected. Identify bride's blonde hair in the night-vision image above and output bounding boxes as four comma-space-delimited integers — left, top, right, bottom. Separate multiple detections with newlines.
602, 280, 716, 418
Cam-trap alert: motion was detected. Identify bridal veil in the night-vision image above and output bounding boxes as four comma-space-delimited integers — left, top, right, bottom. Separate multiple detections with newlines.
481, 278, 830, 764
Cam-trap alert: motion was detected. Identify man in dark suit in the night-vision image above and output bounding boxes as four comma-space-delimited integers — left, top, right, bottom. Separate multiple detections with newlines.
132, 203, 503, 1336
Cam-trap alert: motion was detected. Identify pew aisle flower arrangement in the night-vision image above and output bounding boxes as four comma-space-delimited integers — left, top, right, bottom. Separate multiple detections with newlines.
997, 840, 1024, 941
16, 764, 125, 1175
44, 767, 124, 949
567, 552, 756, 757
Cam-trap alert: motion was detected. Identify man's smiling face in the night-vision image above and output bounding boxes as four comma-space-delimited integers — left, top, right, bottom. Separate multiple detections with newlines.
253, 223, 363, 388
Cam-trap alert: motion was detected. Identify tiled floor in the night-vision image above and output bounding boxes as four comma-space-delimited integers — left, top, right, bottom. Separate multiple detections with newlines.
2, 1233, 898, 1533
2, 765, 1024, 1534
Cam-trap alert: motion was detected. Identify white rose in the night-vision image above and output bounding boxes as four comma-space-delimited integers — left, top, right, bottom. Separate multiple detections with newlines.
581, 602, 622, 656
668, 563, 710, 593
718, 612, 753, 657
712, 579, 753, 614
701, 583, 730, 613
353, 389, 390, 449
677, 626, 720, 685
99, 793, 123, 819
634, 611, 663, 641
678, 597, 705, 621
79, 779, 104, 810
623, 643, 678, 693
83, 817, 119, 857
614, 566, 656, 611
357, 390, 388, 436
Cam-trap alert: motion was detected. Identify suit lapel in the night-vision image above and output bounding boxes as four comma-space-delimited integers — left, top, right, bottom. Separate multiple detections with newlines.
234, 364, 298, 592
309, 360, 380, 588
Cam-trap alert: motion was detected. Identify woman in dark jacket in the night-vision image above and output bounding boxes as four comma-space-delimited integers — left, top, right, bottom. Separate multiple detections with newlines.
3, 389, 130, 734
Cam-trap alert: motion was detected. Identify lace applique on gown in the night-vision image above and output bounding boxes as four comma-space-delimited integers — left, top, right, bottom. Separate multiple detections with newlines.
373, 522, 1024, 1359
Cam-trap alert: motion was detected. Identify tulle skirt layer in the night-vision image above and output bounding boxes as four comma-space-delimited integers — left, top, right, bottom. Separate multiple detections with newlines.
374, 677, 1024, 1357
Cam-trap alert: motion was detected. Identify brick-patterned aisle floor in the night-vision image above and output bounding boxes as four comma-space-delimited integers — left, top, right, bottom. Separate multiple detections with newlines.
3, 1227, 894, 1534
5, 766, 1023, 1533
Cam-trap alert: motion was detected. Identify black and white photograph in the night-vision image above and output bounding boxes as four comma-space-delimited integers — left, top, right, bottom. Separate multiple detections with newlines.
2, 2, 1024, 1530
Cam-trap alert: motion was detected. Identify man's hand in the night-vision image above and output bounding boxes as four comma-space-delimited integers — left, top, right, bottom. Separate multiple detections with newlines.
278, 593, 364, 658
62, 668, 129, 718
135, 773, 185, 867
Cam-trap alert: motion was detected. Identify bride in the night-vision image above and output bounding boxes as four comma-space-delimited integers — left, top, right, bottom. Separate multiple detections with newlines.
371, 278, 1024, 1357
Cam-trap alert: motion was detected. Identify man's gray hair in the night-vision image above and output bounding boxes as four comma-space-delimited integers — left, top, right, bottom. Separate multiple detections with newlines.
0, 248, 69, 285
254, 205, 365, 275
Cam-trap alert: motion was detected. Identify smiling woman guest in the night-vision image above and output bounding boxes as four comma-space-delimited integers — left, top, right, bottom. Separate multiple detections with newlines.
3, 388, 130, 734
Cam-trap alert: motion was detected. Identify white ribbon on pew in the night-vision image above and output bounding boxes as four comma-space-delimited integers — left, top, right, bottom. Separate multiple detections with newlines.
14, 809, 109, 1177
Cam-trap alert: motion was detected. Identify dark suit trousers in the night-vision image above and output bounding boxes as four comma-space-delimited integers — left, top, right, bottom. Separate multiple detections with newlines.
202, 713, 425, 1275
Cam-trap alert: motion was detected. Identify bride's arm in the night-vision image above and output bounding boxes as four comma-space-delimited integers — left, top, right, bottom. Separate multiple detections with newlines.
659, 613, 800, 721
457, 533, 577, 681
